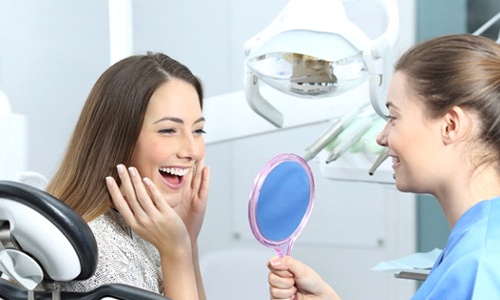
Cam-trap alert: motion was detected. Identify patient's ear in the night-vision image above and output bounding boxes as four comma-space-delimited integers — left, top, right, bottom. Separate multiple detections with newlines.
441, 105, 473, 145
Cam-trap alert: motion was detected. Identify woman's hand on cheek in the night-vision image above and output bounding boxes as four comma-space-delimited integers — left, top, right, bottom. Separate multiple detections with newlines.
175, 158, 210, 244
106, 164, 191, 255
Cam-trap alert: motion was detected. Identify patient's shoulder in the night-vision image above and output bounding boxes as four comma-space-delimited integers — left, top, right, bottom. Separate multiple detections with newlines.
88, 209, 131, 237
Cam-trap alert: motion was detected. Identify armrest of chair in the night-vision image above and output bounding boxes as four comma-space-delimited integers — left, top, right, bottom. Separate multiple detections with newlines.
0, 277, 26, 300
59, 283, 172, 300
0, 278, 171, 300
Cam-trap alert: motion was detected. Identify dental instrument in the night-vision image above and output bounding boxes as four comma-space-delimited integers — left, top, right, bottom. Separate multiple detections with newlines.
368, 148, 389, 176
325, 115, 375, 163
303, 103, 372, 161
303, 118, 343, 161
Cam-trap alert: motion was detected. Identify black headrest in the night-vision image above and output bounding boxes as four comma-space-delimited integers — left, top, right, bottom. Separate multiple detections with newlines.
0, 180, 98, 280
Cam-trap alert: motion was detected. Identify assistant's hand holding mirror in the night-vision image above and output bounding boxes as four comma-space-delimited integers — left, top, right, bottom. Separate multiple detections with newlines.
248, 153, 315, 257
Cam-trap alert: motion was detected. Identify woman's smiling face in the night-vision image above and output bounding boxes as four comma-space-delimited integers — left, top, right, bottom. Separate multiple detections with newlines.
376, 71, 445, 194
129, 79, 205, 207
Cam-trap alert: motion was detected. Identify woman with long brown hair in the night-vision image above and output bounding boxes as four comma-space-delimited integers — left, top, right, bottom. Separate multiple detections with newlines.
47, 52, 209, 299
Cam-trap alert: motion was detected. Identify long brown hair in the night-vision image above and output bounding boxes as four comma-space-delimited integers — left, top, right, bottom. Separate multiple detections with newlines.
46, 52, 203, 221
396, 34, 500, 166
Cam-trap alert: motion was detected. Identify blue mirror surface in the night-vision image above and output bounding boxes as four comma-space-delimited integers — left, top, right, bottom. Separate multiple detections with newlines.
256, 161, 310, 241
248, 153, 314, 256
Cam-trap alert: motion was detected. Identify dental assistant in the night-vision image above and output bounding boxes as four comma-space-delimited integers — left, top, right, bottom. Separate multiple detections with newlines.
267, 34, 500, 299
46, 52, 209, 300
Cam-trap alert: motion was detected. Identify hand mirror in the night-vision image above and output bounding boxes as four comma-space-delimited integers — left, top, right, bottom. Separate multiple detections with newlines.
248, 153, 315, 257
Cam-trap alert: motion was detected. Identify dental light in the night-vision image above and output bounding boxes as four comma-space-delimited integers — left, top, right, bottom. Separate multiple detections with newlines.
244, 0, 399, 128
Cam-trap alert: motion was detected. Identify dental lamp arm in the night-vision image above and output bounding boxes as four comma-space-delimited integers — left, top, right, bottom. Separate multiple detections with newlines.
368, 0, 399, 118
371, 0, 399, 59
245, 70, 284, 128
365, 53, 388, 118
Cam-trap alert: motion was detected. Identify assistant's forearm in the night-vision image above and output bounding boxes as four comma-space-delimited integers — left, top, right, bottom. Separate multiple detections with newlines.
191, 242, 207, 300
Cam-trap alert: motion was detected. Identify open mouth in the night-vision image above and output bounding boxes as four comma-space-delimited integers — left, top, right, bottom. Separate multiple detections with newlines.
390, 156, 401, 168
159, 167, 189, 185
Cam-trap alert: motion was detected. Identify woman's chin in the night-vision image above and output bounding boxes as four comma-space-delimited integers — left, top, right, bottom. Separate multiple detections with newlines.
394, 178, 410, 192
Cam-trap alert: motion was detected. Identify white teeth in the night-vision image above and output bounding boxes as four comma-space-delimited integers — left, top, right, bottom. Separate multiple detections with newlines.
159, 167, 189, 176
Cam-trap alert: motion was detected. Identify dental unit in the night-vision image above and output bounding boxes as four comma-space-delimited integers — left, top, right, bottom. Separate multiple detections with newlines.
243, 0, 398, 178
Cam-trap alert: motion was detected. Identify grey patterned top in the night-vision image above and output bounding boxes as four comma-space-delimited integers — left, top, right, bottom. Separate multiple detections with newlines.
59, 209, 163, 294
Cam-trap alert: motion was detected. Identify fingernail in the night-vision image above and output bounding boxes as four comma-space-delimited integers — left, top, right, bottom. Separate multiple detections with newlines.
128, 167, 137, 177
270, 259, 282, 267
105, 176, 113, 186
117, 164, 125, 174
143, 177, 152, 186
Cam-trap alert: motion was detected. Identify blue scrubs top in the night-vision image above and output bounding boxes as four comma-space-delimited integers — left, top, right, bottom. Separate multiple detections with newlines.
412, 196, 500, 299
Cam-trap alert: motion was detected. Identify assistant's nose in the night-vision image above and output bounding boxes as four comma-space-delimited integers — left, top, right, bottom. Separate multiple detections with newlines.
376, 123, 389, 147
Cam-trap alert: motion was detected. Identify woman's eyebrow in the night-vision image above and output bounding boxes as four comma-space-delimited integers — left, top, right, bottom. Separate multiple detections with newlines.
194, 116, 205, 124
153, 116, 205, 124
154, 116, 183, 124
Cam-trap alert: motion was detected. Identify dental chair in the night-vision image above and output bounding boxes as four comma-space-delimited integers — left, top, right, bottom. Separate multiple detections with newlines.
0, 180, 169, 300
